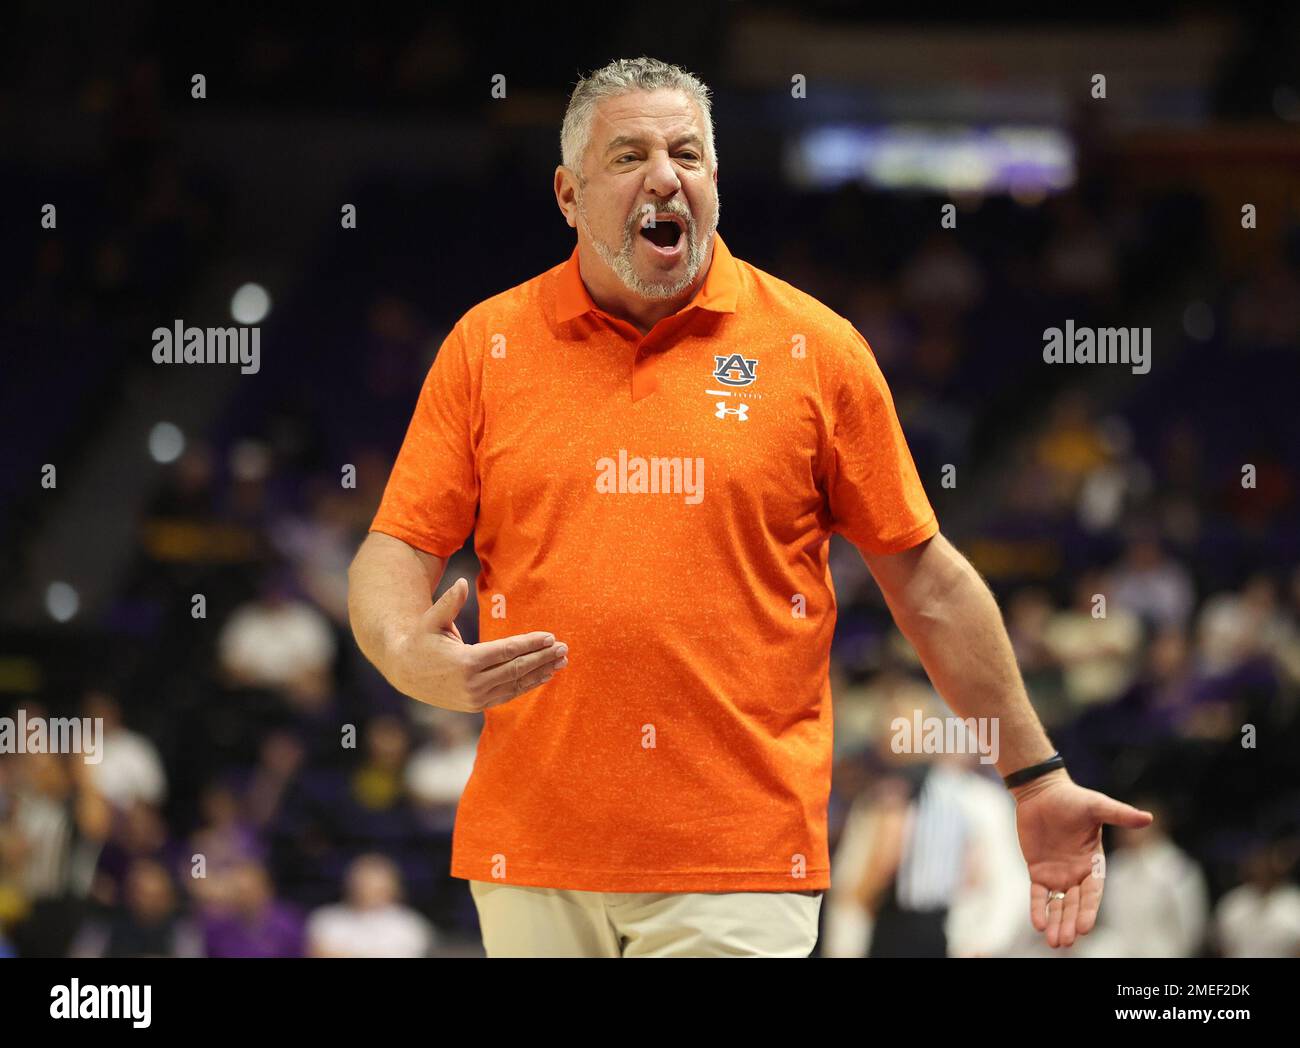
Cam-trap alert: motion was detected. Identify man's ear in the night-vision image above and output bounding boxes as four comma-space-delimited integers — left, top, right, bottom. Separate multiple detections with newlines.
554, 166, 579, 229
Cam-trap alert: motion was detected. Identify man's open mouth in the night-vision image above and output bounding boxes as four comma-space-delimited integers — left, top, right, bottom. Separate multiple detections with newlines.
639, 215, 685, 249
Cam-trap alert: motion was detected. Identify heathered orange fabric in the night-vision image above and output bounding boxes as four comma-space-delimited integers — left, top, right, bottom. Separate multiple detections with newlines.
369, 232, 938, 892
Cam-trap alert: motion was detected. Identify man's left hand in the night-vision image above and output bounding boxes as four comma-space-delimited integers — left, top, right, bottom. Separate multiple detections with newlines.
1013, 769, 1154, 948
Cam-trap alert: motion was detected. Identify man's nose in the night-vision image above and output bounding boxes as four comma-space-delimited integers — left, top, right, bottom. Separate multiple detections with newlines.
642, 151, 682, 197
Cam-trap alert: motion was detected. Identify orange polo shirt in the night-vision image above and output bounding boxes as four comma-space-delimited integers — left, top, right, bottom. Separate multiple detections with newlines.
369, 232, 938, 892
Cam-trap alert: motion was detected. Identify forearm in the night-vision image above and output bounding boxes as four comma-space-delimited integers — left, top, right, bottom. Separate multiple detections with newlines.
875, 535, 1056, 778
347, 532, 441, 677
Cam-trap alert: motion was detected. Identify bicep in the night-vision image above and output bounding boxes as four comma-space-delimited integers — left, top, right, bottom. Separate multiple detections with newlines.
860, 532, 994, 644
858, 530, 955, 611
822, 325, 937, 554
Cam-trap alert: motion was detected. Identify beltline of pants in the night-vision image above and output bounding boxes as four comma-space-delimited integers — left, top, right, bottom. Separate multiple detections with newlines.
469, 880, 825, 958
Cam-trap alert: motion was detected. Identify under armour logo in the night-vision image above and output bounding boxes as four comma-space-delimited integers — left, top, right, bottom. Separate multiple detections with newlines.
715, 402, 749, 421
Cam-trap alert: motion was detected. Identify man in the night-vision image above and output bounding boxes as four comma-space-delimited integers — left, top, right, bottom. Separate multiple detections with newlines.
347, 56, 1152, 957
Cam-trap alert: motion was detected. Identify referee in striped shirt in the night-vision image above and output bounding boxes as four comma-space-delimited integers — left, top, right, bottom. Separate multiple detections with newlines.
854, 755, 970, 957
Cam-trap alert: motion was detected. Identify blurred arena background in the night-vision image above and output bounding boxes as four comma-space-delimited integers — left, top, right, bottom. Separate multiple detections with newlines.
1, 4, 1299, 958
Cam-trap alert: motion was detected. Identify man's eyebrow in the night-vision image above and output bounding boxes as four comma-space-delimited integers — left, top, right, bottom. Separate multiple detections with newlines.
603, 133, 705, 155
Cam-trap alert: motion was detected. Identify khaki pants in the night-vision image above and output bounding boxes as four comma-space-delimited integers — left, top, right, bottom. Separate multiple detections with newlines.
469, 880, 823, 957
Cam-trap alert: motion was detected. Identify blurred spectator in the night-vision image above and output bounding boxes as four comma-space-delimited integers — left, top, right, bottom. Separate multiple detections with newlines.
1127, 625, 1224, 742
246, 731, 308, 830
70, 858, 203, 958
1005, 587, 1068, 728
1043, 571, 1143, 709
1213, 841, 1300, 957
1075, 418, 1151, 533
90, 800, 178, 908
1098, 802, 1209, 957
1034, 392, 1110, 509
81, 689, 166, 812
831, 665, 935, 759
186, 781, 266, 907
271, 485, 358, 627
217, 570, 336, 701
1195, 573, 1287, 675
351, 715, 411, 813
305, 853, 434, 958
405, 712, 477, 830
3, 748, 112, 957
1106, 533, 1196, 632
0, 759, 31, 950
202, 861, 305, 958
7, 749, 111, 903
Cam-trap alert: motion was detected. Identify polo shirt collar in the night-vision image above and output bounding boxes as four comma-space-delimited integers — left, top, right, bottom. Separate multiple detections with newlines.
555, 231, 739, 324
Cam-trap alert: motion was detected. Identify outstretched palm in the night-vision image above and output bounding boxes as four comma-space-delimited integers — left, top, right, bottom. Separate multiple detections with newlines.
1014, 772, 1153, 947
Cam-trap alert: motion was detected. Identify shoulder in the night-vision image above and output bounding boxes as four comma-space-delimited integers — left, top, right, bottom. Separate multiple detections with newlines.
454, 261, 564, 343
733, 256, 883, 389
306, 904, 350, 934
1215, 885, 1252, 916
736, 258, 867, 349
420, 262, 567, 390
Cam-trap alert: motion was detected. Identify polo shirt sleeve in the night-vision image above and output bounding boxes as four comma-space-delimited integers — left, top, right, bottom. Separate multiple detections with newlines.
368, 323, 480, 558
823, 324, 938, 556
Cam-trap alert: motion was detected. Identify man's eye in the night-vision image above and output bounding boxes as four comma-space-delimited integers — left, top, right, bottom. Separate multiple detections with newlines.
678, 153, 699, 161
616, 154, 638, 163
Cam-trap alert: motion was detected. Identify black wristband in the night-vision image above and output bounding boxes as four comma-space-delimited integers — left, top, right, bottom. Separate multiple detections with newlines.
1003, 753, 1066, 790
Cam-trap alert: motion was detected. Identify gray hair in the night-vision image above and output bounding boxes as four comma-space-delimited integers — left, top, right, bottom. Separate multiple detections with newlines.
560, 56, 716, 179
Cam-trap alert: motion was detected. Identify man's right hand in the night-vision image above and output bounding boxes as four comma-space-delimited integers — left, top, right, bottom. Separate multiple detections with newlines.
383, 577, 568, 712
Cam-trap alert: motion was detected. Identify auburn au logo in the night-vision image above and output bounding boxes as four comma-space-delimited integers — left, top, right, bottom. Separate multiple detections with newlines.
712, 353, 758, 387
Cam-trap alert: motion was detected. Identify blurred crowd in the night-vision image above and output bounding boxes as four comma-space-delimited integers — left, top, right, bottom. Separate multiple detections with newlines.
3, 13, 1298, 959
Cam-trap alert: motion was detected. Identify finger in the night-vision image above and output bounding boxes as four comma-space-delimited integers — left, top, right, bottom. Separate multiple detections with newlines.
480, 656, 567, 708
1059, 884, 1081, 947
476, 642, 568, 693
1078, 862, 1104, 935
1029, 883, 1048, 932
468, 631, 558, 670
424, 577, 470, 632
1046, 891, 1064, 947
1090, 794, 1155, 829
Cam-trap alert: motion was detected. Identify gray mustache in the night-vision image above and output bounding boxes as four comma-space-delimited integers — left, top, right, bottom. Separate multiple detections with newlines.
626, 210, 693, 234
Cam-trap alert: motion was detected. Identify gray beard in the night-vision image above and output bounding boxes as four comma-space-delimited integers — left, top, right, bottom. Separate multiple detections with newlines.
577, 194, 720, 301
